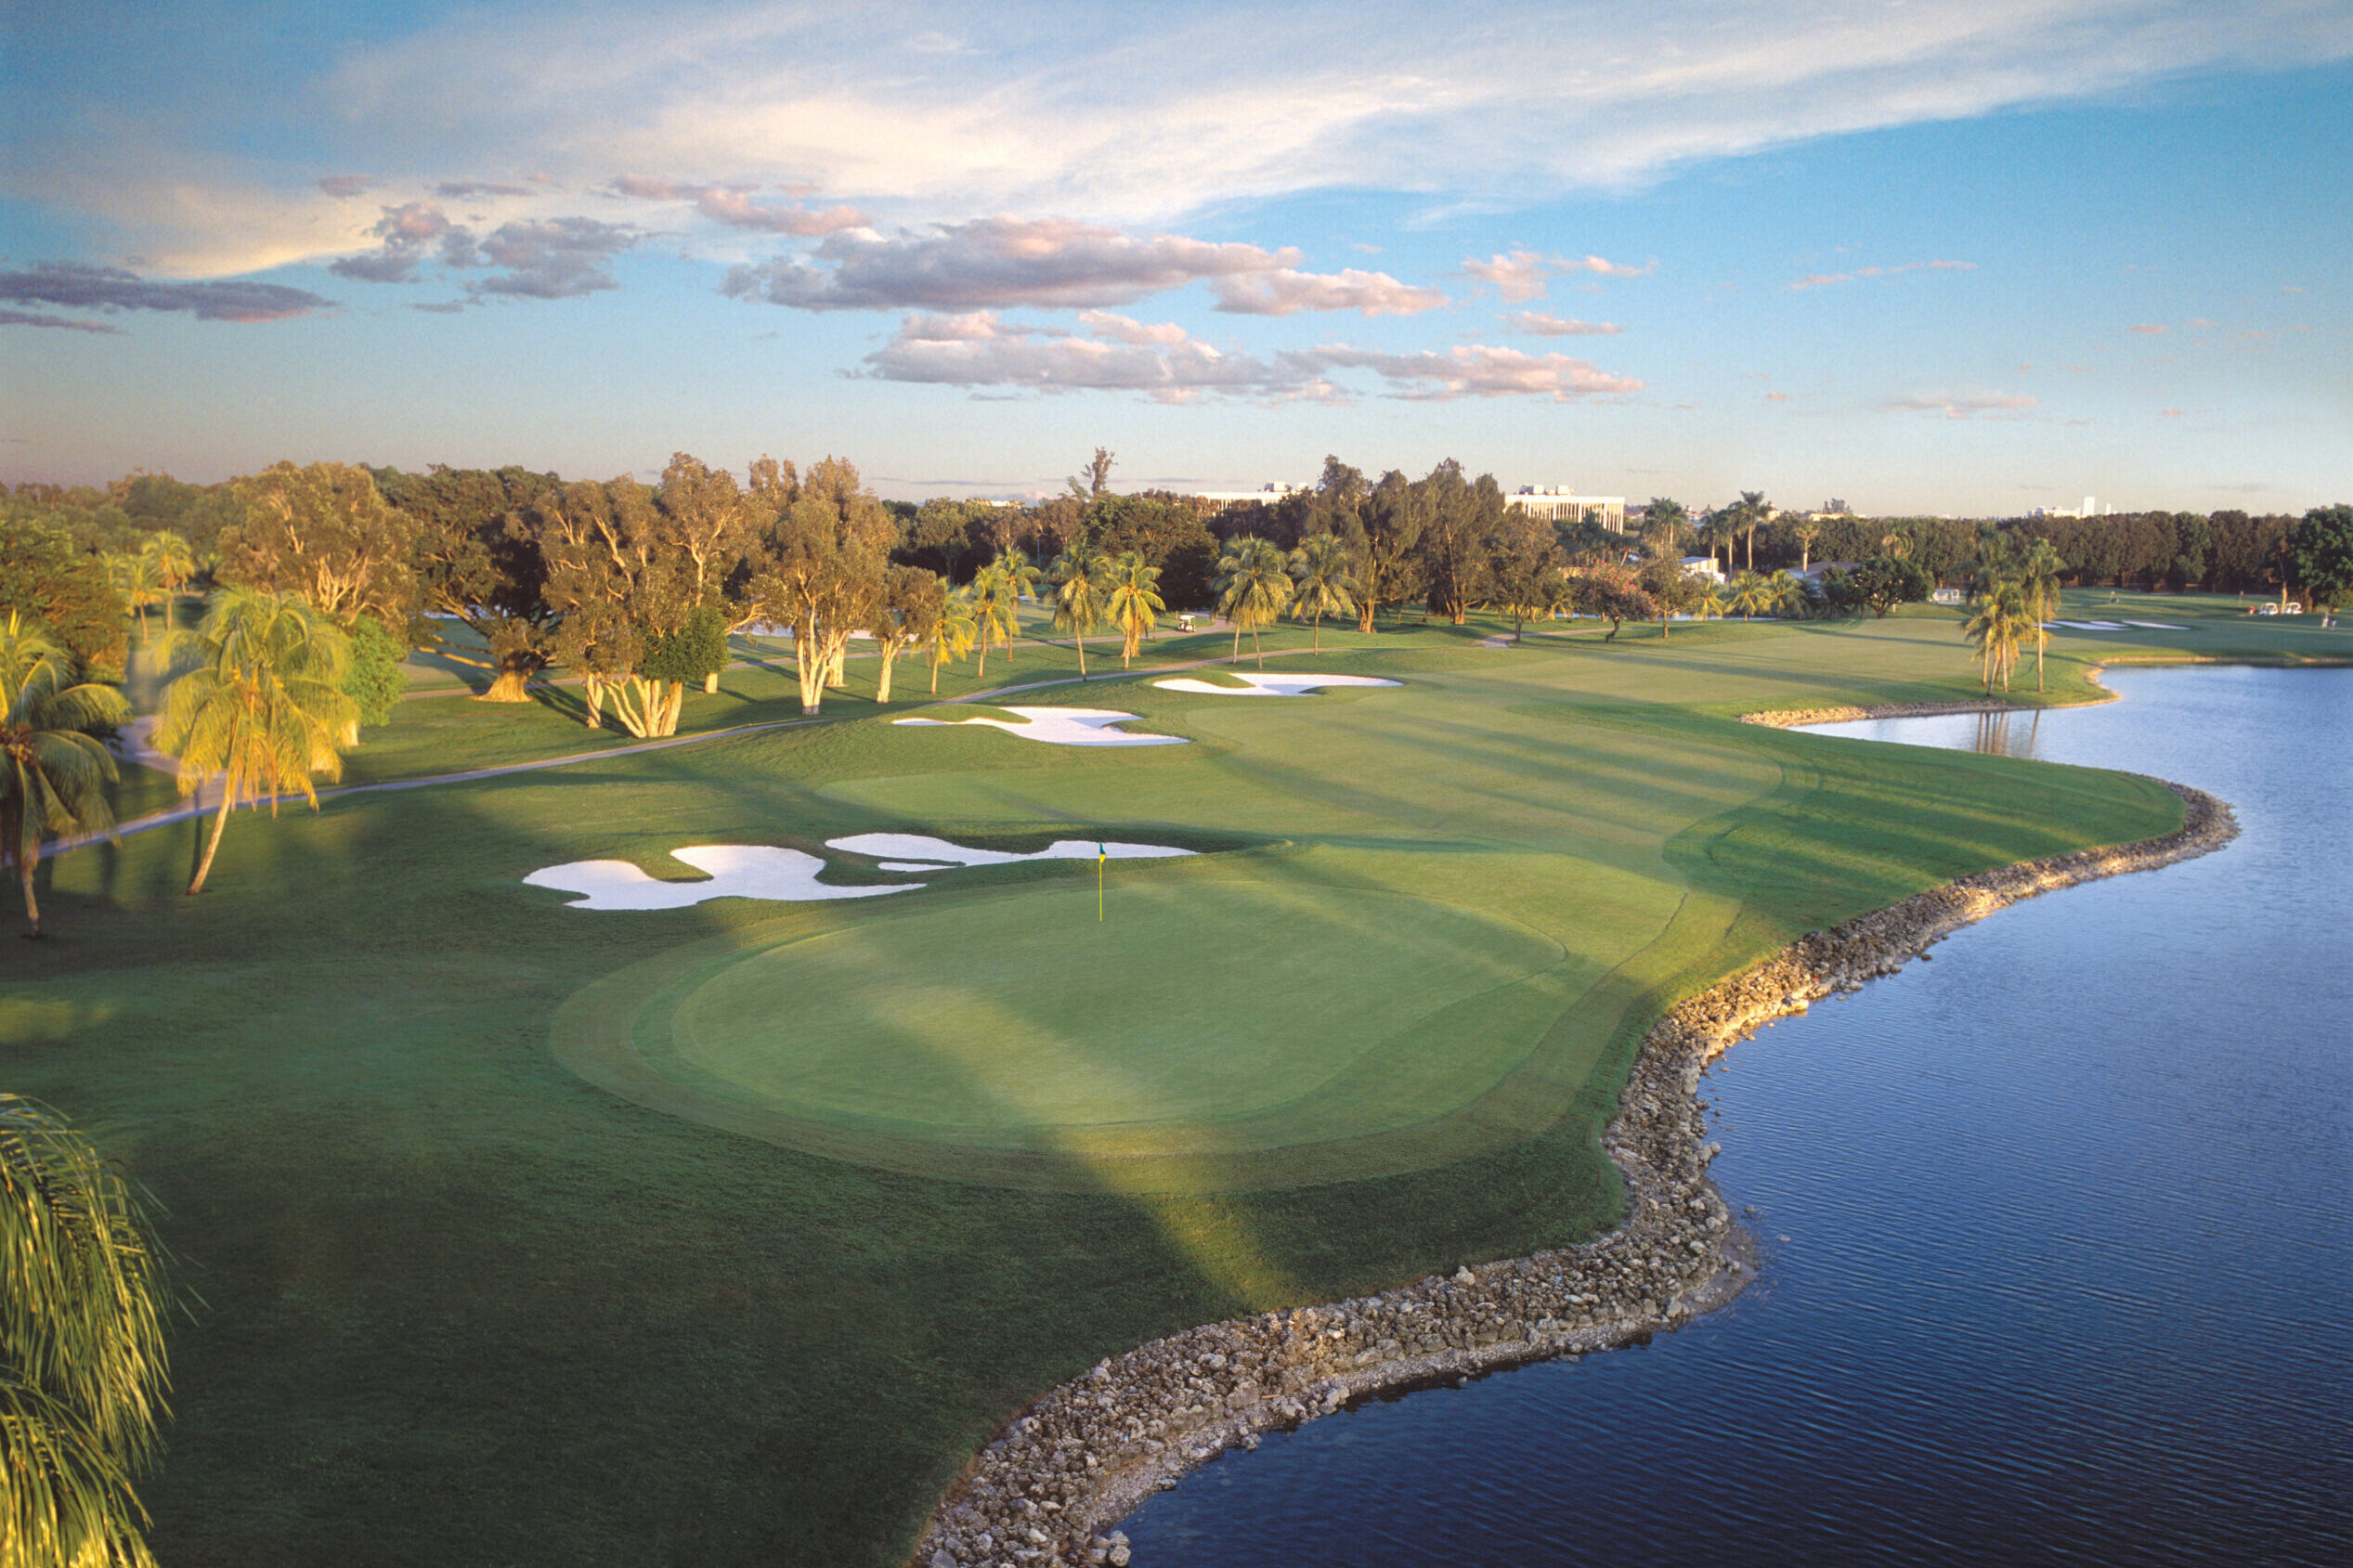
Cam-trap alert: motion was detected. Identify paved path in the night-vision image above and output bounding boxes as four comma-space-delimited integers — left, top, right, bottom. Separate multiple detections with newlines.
62, 635, 1349, 860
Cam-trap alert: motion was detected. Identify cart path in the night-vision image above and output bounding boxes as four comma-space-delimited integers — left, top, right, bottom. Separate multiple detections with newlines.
68, 640, 1412, 857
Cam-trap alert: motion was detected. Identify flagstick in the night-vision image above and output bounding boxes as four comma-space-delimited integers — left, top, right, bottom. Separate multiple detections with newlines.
1098, 854, 1105, 922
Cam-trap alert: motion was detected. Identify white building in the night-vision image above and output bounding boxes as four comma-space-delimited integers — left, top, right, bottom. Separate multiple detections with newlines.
1511, 487, 1626, 531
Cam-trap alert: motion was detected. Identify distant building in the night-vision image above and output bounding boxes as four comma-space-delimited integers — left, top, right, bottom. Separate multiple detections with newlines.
1512, 487, 1626, 532
1681, 556, 1725, 584
1190, 485, 1305, 506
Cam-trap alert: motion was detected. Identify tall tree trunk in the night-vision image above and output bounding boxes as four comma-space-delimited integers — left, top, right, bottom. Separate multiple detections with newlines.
876, 646, 898, 705
188, 789, 235, 895
1074, 632, 1086, 680
583, 677, 604, 729
1231, 623, 1242, 659
482, 654, 538, 702
703, 671, 720, 695
794, 628, 825, 715
1312, 614, 1322, 651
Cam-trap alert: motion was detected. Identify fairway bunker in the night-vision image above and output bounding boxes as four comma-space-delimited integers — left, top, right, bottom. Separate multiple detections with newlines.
1149, 672, 1401, 696
827, 833, 1194, 867
894, 706, 1184, 745
525, 846, 914, 910
531, 836, 1196, 909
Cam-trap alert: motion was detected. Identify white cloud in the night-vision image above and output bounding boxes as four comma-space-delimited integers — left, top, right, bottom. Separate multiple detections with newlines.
862, 312, 1641, 403
610, 175, 867, 235
1303, 344, 1642, 401
1884, 391, 2040, 420
1211, 267, 1447, 317
1465, 251, 1650, 301
1505, 310, 1623, 336
723, 216, 1295, 311
1789, 260, 1977, 291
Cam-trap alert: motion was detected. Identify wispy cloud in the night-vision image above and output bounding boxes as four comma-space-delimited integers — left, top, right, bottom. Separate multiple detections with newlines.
721, 216, 1436, 316
43, 2, 2348, 276
1790, 260, 1976, 291
331, 207, 636, 300
1884, 390, 2038, 420
316, 174, 374, 199
1211, 267, 1446, 317
2127, 322, 2169, 333
1464, 251, 1649, 301
0, 263, 331, 323
610, 175, 867, 235
436, 180, 540, 200
0, 308, 123, 334
862, 310, 1639, 402
1504, 310, 1622, 336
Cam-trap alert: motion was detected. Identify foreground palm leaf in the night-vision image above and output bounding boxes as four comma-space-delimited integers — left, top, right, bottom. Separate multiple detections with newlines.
2, 1095, 170, 1568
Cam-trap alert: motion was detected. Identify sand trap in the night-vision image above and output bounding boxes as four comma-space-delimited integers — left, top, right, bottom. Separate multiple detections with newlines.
893, 707, 1185, 745
526, 846, 916, 911
829, 833, 1195, 867
1150, 672, 1402, 697
2123, 620, 2188, 630
2048, 620, 2129, 630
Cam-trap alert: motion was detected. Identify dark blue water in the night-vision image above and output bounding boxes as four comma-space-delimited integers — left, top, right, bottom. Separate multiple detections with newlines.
1123, 666, 2350, 1567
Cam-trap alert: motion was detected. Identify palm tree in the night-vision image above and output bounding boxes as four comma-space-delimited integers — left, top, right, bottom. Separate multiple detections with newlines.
992, 547, 1043, 664
1213, 537, 1294, 667
927, 588, 977, 694
2, 1092, 172, 1568
2020, 538, 2068, 693
1725, 571, 1778, 619
967, 564, 1017, 681
109, 553, 167, 646
1050, 538, 1108, 680
139, 530, 196, 594
0, 614, 129, 936
1767, 569, 1808, 619
1102, 551, 1164, 669
1735, 490, 1770, 571
1794, 522, 1822, 574
1962, 579, 2031, 693
1288, 534, 1358, 651
155, 588, 357, 896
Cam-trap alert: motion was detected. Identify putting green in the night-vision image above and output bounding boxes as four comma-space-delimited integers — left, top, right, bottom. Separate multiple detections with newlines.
550, 863, 1657, 1191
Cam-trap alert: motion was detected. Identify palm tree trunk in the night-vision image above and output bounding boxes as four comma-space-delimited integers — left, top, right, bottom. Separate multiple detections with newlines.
188, 788, 235, 895
1075, 633, 1086, 680
1252, 625, 1264, 667
1312, 613, 1322, 651
17, 844, 39, 937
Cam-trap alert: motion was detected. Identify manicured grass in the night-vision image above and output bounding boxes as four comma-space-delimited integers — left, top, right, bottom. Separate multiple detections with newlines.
7, 609, 2206, 1566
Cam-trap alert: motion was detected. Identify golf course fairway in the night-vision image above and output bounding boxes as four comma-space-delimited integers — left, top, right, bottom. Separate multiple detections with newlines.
6, 612, 2203, 1568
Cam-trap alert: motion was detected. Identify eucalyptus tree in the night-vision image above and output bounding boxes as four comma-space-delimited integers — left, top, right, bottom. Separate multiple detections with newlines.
871, 565, 946, 705
385, 464, 568, 703
1214, 536, 1294, 667
1287, 533, 1358, 649
1050, 538, 1109, 679
217, 461, 418, 631
1340, 470, 1424, 632
1103, 551, 1164, 668
156, 588, 357, 896
753, 457, 895, 715
2, 1093, 173, 1568
0, 613, 128, 934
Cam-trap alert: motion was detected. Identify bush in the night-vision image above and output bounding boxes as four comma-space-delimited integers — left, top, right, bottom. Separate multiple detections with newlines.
341, 616, 407, 728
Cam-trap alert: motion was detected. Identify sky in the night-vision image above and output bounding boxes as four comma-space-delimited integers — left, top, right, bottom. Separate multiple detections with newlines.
4, 1, 2349, 514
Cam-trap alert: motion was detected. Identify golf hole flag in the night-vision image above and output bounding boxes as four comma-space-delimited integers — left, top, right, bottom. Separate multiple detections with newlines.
1098, 841, 1107, 921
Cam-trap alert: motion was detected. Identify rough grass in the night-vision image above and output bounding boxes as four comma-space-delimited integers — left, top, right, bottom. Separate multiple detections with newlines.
6, 607, 2204, 1567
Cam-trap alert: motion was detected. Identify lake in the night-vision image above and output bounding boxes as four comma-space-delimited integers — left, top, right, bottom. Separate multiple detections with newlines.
1121, 665, 2350, 1567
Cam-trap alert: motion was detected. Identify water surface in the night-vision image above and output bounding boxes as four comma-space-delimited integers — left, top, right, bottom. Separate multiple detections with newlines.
1123, 666, 2349, 1567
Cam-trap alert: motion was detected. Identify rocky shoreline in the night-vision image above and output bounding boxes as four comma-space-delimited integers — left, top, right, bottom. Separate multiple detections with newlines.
909, 730, 2237, 1568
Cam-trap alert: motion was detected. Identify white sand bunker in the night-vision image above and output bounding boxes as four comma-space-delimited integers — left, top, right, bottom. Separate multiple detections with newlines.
893, 707, 1185, 745
1150, 672, 1402, 697
2122, 620, 2188, 630
2048, 620, 2130, 631
828, 833, 1195, 867
526, 846, 915, 911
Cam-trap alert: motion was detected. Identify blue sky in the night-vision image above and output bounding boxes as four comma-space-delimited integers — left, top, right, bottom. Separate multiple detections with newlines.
4, 1, 2348, 513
